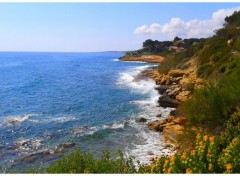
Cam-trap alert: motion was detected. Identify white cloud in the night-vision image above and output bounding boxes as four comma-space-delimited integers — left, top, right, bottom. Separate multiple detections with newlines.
134, 7, 240, 39
134, 23, 161, 34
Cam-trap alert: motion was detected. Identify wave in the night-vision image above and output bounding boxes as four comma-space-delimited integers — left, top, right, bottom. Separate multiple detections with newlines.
2, 114, 35, 126
116, 64, 175, 164
72, 126, 99, 137
73, 121, 126, 137
43, 116, 77, 123
102, 121, 125, 130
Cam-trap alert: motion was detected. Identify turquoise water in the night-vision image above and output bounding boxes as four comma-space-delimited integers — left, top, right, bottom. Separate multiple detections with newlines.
0, 52, 173, 172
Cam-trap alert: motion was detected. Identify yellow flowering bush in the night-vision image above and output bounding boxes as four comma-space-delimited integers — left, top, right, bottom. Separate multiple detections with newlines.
151, 132, 239, 173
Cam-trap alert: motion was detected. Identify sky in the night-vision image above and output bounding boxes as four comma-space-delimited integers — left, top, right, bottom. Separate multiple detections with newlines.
0, 3, 240, 52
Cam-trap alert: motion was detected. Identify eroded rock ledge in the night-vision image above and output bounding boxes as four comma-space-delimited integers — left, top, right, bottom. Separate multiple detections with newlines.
144, 67, 203, 147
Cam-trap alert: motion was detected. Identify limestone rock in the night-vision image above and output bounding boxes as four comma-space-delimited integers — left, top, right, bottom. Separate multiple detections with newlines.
176, 91, 191, 102
163, 124, 185, 144
148, 120, 161, 131
172, 117, 187, 125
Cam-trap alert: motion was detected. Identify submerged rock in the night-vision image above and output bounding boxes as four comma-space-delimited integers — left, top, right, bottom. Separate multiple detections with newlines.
57, 142, 76, 149
139, 117, 147, 122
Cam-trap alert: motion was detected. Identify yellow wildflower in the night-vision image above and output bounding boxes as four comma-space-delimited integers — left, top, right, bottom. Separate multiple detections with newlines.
196, 133, 201, 140
208, 164, 213, 171
150, 164, 156, 173
209, 136, 215, 143
181, 152, 187, 160
204, 135, 208, 141
226, 163, 233, 171
167, 167, 172, 173
190, 150, 196, 156
163, 159, 169, 169
186, 168, 192, 174
170, 155, 175, 162
199, 141, 203, 146
123, 167, 128, 173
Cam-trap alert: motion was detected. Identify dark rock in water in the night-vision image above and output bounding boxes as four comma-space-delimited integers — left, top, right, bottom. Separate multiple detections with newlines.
139, 117, 147, 122
147, 151, 154, 155
16, 150, 50, 163
163, 144, 173, 149
155, 85, 170, 94
156, 114, 162, 118
158, 95, 180, 108
149, 157, 155, 162
170, 110, 178, 116
58, 142, 76, 149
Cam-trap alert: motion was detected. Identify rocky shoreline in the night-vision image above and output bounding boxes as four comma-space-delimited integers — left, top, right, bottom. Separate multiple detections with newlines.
119, 55, 165, 63
123, 56, 204, 161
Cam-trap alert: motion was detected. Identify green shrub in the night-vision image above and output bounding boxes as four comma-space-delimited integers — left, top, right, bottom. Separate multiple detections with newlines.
46, 150, 137, 173
219, 108, 240, 147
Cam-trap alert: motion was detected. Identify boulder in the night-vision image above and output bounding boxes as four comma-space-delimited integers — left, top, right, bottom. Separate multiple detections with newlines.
148, 120, 161, 131
158, 95, 180, 108
168, 69, 188, 77
163, 124, 184, 144
166, 115, 175, 123
172, 117, 187, 125
167, 87, 181, 99
160, 76, 167, 85
149, 157, 155, 162
139, 117, 147, 122
170, 110, 178, 116
155, 85, 170, 94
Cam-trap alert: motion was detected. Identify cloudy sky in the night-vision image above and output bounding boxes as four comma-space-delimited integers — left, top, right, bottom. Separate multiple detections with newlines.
0, 3, 239, 52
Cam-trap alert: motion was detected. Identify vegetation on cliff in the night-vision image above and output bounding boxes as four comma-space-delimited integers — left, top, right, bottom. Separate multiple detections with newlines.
43, 11, 240, 173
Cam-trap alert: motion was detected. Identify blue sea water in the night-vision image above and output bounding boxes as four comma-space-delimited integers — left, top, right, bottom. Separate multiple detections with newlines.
0, 52, 173, 172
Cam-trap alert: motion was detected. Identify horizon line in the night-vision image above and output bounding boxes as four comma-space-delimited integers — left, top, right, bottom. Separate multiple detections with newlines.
0, 50, 129, 53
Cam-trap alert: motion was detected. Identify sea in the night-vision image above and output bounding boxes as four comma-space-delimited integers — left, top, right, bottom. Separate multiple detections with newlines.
0, 52, 173, 173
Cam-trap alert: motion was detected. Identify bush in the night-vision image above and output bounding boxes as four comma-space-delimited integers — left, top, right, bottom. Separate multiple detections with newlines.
46, 150, 137, 173
150, 132, 239, 173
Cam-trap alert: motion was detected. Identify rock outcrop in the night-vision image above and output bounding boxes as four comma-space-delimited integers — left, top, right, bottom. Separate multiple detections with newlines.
120, 55, 165, 63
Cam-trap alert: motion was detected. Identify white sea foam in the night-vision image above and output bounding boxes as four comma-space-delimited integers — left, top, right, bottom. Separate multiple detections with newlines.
116, 64, 175, 164
2, 114, 35, 126
103, 121, 125, 130
73, 126, 99, 137
13, 138, 45, 154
